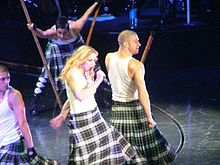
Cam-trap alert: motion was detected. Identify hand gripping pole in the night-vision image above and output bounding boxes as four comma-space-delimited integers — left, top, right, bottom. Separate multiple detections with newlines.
20, 0, 63, 110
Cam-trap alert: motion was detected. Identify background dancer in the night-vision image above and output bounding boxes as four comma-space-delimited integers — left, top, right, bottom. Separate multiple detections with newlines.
0, 64, 60, 164
105, 30, 177, 164
27, 2, 98, 115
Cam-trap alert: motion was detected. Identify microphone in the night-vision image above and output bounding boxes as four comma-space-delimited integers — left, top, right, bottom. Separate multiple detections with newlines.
94, 63, 111, 86
103, 76, 111, 86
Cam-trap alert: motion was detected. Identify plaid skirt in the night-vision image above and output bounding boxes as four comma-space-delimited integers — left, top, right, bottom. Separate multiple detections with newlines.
0, 138, 60, 165
111, 100, 177, 165
68, 107, 136, 165
39, 34, 84, 91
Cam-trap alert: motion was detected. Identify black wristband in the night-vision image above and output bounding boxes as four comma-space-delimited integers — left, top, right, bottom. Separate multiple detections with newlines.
33, 24, 37, 30
27, 147, 37, 158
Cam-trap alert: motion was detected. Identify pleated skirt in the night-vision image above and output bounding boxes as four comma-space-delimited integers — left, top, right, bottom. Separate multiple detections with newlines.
40, 34, 84, 91
111, 100, 177, 165
0, 138, 60, 165
68, 107, 136, 165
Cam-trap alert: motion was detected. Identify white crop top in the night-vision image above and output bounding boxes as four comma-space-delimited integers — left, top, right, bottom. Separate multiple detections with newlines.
65, 68, 97, 114
108, 53, 138, 102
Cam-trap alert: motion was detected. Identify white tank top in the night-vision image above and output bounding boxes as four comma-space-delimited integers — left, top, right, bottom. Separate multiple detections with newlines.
51, 21, 78, 45
108, 52, 138, 102
65, 68, 97, 114
0, 87, 21, 147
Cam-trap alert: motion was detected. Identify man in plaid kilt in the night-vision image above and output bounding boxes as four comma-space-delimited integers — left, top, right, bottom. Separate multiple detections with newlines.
50, 45, 138, 164
27, 2, 99, 115
0, 65, 60, 164
105, 30, 177, 164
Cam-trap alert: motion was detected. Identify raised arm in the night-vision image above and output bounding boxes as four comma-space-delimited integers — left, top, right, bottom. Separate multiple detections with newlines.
67, 68, 104, 101
70, 2, 98, 35
129, 60, 156, 128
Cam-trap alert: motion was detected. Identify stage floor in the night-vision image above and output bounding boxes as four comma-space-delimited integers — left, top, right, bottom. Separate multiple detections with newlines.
8, 66, 220, 165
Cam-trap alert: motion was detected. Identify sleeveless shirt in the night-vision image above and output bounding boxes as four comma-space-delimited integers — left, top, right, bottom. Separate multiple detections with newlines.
65, 68, 97, 114
51, 21, 78, 45
108, 52, 138, 102
0, 87, 21, 147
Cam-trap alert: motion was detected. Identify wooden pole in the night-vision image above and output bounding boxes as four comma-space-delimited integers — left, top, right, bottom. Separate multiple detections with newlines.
86, 2, 102, 45
20, 0, 63, 110
140, 31, 154, 63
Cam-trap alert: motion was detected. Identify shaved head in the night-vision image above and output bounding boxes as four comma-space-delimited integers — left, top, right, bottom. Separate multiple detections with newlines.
0, 65, 9, 73
118, 30, 137, 46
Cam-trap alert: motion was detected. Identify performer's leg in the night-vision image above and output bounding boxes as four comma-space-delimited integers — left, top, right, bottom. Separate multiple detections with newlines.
30, 76, 48, 115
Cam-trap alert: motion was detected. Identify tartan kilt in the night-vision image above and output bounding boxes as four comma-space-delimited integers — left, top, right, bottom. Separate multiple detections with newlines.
111, 100, 177, 165
40, 35, 85, 91
68, 107, 136, 165
0, 138, 60, 165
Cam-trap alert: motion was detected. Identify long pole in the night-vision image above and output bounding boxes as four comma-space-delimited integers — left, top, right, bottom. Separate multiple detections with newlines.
20, 0, 63, 110
86, 2, 102, 45
140, 31, 154, 63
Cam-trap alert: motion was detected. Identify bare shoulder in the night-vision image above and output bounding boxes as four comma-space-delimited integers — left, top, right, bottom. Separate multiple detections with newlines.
69, 21, 77, 30
7, 87, 23, 107
44, 28, 57, 38
8, 87, 22, 99
69, 20, 77, 27
66, 67, 80, 82
129, 58, 144, 71
128, 59, 144, 80
69, 20, 83, 35
105, 52, 115, 65
47, 27, 56, 33
69, 67, 80, 76
106, 52, 115, 59
105, 52, 115, 71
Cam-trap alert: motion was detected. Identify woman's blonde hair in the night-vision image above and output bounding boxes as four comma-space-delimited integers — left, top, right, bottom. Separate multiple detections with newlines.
60, 45, 98, 83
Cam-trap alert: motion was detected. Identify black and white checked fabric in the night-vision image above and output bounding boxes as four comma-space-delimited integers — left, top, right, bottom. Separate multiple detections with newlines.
0, 138, 60, 165
39, 34, 84, 91
111, 100, 177, 165
68, 107, 136, 165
